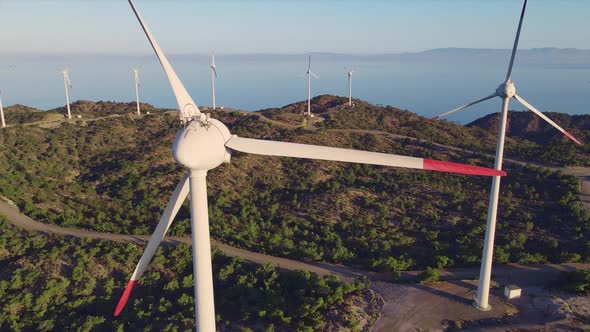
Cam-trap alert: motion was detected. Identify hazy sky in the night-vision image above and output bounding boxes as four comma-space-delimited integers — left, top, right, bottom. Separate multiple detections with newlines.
1, 0, 589, 55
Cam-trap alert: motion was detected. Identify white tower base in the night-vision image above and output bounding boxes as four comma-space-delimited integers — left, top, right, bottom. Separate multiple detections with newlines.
189, 170, 216, 332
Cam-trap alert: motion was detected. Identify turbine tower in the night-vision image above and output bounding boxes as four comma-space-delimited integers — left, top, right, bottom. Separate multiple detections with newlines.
429, 0, 581, 311
116, 1, 506, 330
304, 55, 319, 116
61, 69, 72, 119
133, 68, 141, 115
0, 66, 14, 128
0, 90, 5, 128
345, 67, 354, 106
210, 50, 217, 110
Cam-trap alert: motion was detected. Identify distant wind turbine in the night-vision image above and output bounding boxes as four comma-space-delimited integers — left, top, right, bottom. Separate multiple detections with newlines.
61, 69, 72, 119
210, 50, 217, 109
429, 0, 581, 311
133, 68, 141, 115
0, 90, 5, 128
1, 65, 16, 128
304, 55, 319, 116
115, 1, 506, 330
345, 67, 354, 106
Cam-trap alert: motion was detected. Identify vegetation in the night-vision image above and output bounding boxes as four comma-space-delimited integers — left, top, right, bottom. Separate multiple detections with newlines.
0, 217, 370, 331
1, 97, 589, 329
1, 99, 589, 274
4, 104, 49, 124
554, 269, 590, 295
418, 267, 440, 284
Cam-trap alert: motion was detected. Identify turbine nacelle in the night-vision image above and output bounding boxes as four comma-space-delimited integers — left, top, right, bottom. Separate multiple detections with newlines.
496, 80, 516, 99
173, 118, 232, 170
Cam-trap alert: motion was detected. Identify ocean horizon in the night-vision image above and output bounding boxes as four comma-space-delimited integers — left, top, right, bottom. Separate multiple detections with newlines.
2, 48, 589, 124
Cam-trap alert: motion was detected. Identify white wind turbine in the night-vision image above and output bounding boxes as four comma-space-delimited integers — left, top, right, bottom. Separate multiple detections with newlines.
429, 0, 582, 311
61, 69, 73, 119
345, 67, 354, 106
0, 65, 15, 128
115, 1, 506, 330
210, 50, 217, 110
304, 55, 319, 116
133, 68, 141, 115
0, 89, 5, 128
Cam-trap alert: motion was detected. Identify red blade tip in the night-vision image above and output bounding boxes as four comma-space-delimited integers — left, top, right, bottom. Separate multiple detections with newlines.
423, 159, 505, 177
114, 280, 138, 317
429, 115, 440, 121
563, 130, 582, 145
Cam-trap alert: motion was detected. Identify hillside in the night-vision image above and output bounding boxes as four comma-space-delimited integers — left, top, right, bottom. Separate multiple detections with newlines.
1, 97, 588, 266
468, 111, 590, 165
0, 97, 589, 329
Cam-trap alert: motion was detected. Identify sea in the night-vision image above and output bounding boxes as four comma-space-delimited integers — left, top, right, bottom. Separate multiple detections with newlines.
1, 50, 589, 124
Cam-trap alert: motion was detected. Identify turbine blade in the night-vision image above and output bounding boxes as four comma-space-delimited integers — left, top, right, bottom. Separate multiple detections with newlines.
114, 173, 190, 317
212, 66, 217, 78
308, 55, 311, 70
429, 93, 497, 120
310, 72, 319, 79
127, 0, 200, 121
513, 94, 582, 145
225, 137, 505, 177
506, 0, 528, 81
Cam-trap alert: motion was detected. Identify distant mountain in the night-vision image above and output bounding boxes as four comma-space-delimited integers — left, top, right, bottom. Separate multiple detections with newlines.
190, 48, 590, 67
394, 48, 590, 67
5, 48, 590, 67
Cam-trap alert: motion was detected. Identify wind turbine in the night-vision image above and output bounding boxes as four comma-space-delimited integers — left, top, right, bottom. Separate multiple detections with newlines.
133, 68, 141, 115
0, 90, 5, 128
345, 67, 354, 106
0, 65, 15, 128
210, 49, 217, 110
116, 1, 506, 330
429, 0, 581, 311
304, 55, 319, 116
61, 69, 73, 119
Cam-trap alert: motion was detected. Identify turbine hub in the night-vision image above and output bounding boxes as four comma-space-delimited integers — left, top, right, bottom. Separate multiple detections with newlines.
173, 118, 232, 171
496, 80, 516, 99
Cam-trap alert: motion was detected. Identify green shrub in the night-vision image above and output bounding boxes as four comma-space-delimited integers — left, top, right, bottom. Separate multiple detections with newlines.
418, 267, 440, 284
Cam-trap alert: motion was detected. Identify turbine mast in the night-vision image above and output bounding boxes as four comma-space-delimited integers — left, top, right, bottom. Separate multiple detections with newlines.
476, 0, 527, 311
307, 56, 311, 116
134, 69, 141, 115
304, 56, 318, 116
211, 50, 216, 110
346, 68, 354, 107
348, 74, 352, 106
476, 96, 510, 311
0, 90, 5, 128
63, 70, 72, 119
189, 170, 216, 332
